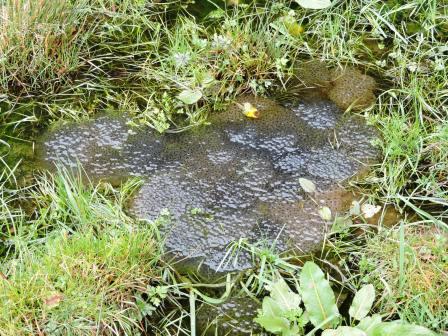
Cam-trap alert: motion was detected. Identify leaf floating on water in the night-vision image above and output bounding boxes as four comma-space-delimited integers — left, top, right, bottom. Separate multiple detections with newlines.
361, 203, 381, 218
295, 0, 332, 9
177, 89, 202, 105
241, 102, 260, 119
299, 177, 316, 193
318, 206, 332, 221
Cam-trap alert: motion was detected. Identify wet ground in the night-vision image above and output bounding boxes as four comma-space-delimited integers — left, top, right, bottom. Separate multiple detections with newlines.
39, 95, 379, 280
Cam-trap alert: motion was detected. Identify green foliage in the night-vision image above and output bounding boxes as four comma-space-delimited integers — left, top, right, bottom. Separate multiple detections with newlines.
0, 219, 161, 335
357, 225, 448, 331
0, 0, 447, 334
177, 89, 203, 105
300, 261, 339, 328
255, 278, 307, 335
0, 169, 173, 335
255, 262, 437, 336
349, 284, 375, 321
0, 0, 85, 93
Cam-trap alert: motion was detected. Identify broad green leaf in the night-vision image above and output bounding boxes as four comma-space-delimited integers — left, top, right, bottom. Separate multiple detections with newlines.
295, 0, 331, 9
357, 314, 382, 334
322, 327, 367, 336
177, 89, 202, 105
261, 297, 284, 317
370, 322, 436, 336
254, 315, 290, 334
270, 278, 302, 311
300, 261, 339, 328
299, 177, 316, 193
349, 284, 375, 320
255, 298, 290, 335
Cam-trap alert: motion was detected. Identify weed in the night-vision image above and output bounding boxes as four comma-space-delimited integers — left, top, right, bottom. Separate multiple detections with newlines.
357, 224, 448, 331
255, 261, 437, 335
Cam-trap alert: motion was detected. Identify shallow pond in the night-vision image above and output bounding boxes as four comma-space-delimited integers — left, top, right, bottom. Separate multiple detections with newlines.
39, 94, 379, 280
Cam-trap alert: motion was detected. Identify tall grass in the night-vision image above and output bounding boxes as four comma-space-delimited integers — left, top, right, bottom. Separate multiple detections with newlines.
0, 169, 171, 335
0, 0, 86, 94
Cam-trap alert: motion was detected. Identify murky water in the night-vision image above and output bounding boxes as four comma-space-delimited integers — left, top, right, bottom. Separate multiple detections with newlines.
39, 95, 379, 280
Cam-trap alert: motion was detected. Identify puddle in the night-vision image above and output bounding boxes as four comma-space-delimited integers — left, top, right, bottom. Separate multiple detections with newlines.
39, 95, 379, 280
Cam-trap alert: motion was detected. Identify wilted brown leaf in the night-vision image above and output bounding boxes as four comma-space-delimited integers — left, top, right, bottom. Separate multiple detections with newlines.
44, 293, 63, 308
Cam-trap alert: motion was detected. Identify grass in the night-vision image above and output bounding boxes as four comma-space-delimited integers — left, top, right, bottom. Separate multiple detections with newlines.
357, 223, 448, 331
0, 169, 189, 335
1, 226, 159, 335
0, 0, 447, 335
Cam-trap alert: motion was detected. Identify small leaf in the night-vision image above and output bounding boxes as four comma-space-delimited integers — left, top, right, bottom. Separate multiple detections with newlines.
44, 293, 63, 309
349, 284, 375, 320
241, 102, 260, 119
299, 178, 316, 193
357, 314, 382, 333
323, 327, 367, 336
300, 261, 339, 328
369, 322, 436, 336
361, 203, 381, 218
350, 200, 361, 216
281, 15, 305, 37
318, 206, 332, 221
177, 89, 202, 105
296, 0, 331, 9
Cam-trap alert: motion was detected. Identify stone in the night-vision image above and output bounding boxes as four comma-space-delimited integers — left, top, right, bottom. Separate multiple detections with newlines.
39, 94, 379, 281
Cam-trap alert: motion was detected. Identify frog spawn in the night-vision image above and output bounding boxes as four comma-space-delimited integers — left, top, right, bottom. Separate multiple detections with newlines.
40, 95, 379, 281
196, 297, 261, 335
